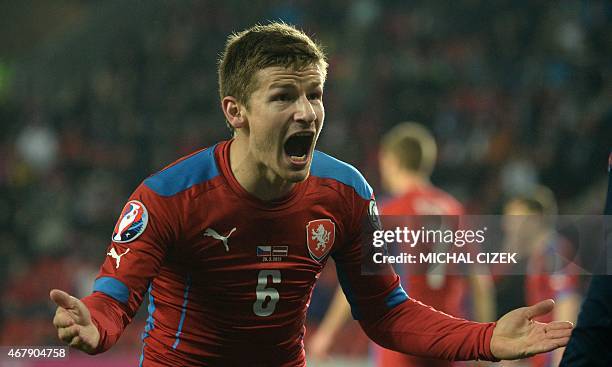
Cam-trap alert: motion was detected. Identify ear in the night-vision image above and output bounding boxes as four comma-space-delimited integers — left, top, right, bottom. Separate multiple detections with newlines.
221, 96, 247, 130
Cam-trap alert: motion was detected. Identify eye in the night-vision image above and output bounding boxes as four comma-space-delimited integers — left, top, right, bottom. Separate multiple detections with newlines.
308, 92, 322, 101
271, 93, 292, 102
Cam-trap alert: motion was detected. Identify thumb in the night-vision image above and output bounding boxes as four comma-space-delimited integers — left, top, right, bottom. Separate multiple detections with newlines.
525, 299, 555, 319
50, 289, 92, 324
50, 289, 78, 309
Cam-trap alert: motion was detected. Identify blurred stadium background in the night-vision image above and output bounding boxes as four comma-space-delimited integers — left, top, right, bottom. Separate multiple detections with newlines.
0, 1, 610, 366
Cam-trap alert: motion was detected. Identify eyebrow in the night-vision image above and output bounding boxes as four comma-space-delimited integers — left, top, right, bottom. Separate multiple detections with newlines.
268, 82, 295, 90
268, 81, 322, 90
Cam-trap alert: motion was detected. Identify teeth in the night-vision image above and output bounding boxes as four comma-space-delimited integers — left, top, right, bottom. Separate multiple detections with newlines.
292, 132, 313, 137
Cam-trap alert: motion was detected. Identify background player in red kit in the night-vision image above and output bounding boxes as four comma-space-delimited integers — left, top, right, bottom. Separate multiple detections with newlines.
309, 123, 495, 366
501, 189, 580, 367
49, 22, 572, 366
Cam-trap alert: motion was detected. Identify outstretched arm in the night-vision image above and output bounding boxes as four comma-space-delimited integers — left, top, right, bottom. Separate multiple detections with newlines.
357, 282, 572, 361
336, 189, 573, 361
357, 287, 499, 361
50, 183, 176, 353
335, 225, 572, 360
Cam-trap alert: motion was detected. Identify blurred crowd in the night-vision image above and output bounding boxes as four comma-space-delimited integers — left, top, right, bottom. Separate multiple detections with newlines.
0, 0, 610, 357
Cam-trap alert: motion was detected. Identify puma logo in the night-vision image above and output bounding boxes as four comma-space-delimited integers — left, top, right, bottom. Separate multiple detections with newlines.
204, 227, 237, 252
107, 247, 130, 269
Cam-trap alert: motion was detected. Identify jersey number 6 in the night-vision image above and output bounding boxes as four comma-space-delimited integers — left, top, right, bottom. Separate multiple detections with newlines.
253, 270, 281, 316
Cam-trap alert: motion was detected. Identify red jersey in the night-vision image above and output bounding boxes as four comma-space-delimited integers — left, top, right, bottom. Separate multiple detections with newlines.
376, 185, 467, 367
81, 141, 497, 366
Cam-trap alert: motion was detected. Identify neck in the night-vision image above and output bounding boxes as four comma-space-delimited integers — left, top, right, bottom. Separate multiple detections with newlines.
229, 137, 295, 201
389, 171, 429, 196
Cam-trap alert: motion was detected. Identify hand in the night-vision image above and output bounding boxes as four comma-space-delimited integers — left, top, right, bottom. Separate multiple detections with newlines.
50, 289, 100, 354
490, 299, 573, 360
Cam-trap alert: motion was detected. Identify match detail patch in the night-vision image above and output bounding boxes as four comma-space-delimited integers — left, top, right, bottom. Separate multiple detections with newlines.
112, 200, 148, 243
368, 199, 382, 231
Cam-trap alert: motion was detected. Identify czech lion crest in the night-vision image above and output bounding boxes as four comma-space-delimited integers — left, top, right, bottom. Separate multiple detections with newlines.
306, 219, 335, 261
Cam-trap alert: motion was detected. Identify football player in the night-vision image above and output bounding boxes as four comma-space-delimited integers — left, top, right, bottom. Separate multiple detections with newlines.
50, 22, 572, 366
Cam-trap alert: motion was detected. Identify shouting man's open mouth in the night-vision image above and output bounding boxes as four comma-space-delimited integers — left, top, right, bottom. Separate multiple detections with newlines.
283, 131, 315, 168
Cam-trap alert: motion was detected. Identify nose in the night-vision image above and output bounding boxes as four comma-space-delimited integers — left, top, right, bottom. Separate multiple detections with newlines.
294, 95, 317, 125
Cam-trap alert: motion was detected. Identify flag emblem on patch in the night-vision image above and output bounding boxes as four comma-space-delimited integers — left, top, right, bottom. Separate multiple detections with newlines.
257, 246, 271, 256
257, 245, 289, 262
272, 246, 288, 256
257, 246, 289, 256
112, 200, 148, 243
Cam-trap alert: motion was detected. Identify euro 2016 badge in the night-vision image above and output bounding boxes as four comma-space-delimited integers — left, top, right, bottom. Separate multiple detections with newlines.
306, 219, 335, 261
112, 200, 148, 243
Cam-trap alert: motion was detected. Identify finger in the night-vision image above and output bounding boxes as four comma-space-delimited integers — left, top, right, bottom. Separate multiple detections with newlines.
525, 299, 555, 319
545, 320, 574, 330
554, 336, 571, 347
58, 325, 80, 344
69, 336, 82, 348
53, 309, 75, 328
51, 289, 92, 325
542, 337, 571, 350
50, 289, 78, 310
530, 337, 570, 355
544, 328, 572, 339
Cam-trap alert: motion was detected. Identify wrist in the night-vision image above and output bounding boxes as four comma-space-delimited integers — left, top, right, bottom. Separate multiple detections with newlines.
484, 322, 501, 362
85, 313, 104, 354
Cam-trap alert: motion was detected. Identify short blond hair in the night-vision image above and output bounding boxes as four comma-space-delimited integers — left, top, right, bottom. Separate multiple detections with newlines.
218, 22, 328, 108
380, 122, 437, 176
